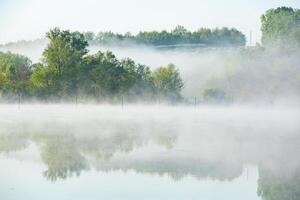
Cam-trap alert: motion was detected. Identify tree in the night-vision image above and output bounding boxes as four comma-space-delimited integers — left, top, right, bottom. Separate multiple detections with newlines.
257, 163, 300, 200
0, 71, 5, 89
1, 28, 185, 103
84, 51, 157, 101
172, 25, 188, 36
84, 51, 126, 99
94, 26, 246, 47
31, 63, 57, 98
83, 31, 95, 44
261, 7, 300, 47
41, 28, 88, 98
153, 64, 183, 101
0, 51, 32, 99
132, 64, 155, 99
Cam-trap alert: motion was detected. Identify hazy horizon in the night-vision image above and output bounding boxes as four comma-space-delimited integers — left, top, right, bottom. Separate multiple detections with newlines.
1, 0, 300, 45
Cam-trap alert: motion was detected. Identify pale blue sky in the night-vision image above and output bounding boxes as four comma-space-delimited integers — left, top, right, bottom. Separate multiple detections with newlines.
0, 0, 299, 44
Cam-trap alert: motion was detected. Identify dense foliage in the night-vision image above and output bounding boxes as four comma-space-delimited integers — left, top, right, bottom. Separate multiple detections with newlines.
0, 28, 184, 103
261, 7, 300, 47
0, 52, 32, 99
84, 25, 246, 47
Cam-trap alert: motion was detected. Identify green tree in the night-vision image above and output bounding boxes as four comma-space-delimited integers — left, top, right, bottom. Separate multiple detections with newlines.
41, 28, 88, 98
83, 51, 160, 102
0, 51, 32, 99
257, 165, 300, 200
261, 7, 300, 47
25, 29, 184, 103
83, 31, 95, 44
31, 63, 57, 98
96, 26, 246, 47
84, 51, 126, 100
153, 64, 183, 101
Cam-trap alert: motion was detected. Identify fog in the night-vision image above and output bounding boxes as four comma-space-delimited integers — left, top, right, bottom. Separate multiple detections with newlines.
1, 41, 300, 105
0, 104, 299, 198
1, 3, 300, 200
90, 45, 300, 105
2, 104, 299, 164
1, 104, 300, 167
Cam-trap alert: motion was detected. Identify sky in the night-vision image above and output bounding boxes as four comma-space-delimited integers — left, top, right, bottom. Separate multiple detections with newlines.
0, 0, 300, 45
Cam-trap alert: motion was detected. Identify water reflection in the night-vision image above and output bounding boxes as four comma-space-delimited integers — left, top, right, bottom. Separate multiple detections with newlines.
0, 116, 179, 181
0, 133, 29, 153
0, 106, 299, 199
37, 135, 88, 181
257, 164, 300, 200
257, 149, 300, 200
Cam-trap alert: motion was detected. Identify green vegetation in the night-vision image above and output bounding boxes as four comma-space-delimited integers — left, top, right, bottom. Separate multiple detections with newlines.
1, 6, 300, 104
257, 161, 300, 200
32, 28, 89, 98
84, 25, 246, 47
0, 28, 184, 103
199, 6, 300, 103
0, 52, 32, 100
261, 7, 300, 48
153, 64, 183, 101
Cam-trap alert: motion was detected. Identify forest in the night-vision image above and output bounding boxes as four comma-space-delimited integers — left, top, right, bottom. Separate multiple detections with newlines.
84, 26, 246, 47
0, 27, 185, 103
0, 6, 299, 103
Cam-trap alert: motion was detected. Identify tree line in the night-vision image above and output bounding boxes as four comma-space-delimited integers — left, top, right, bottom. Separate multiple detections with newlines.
0, 28, 183, 103
0, 6, 299, 104
84, 25, 246, 47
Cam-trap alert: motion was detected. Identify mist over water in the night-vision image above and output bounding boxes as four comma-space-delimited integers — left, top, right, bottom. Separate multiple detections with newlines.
1, 3, 300, 200
0, 104, 299, 199
0, 29, 299, 200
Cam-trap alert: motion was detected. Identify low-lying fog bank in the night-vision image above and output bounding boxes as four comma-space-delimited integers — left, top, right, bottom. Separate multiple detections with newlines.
1, 42, 300, 105
0, 104, 299, 185
1, 104, 299, 127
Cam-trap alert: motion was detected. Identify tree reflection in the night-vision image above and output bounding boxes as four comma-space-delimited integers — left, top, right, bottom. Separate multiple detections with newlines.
35, 135, 88, 182
93, 159, 243, 182
0, 133, 29, 153
0, 116, 299, 199
257, 166, 300, 200
78, 132, 145, 160
0, 126, 268, 184
17, 120, 180, 181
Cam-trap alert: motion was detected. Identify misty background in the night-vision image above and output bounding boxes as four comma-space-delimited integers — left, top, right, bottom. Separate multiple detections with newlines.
1, 0, 300, 45
0, 2, 300, 105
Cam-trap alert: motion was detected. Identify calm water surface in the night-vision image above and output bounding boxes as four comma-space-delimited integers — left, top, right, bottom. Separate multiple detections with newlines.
0, 105, 299, 200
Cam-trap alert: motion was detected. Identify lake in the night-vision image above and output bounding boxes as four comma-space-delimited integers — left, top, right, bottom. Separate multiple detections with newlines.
0, 105, 299, 200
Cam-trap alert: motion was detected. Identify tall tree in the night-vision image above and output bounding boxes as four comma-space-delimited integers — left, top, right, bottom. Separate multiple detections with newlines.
153, 64, 183, 101
40, 28, 88, 97
0, 52, 32, 99
84, 51, 125, 99
261, 7, 300, 47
